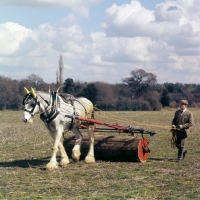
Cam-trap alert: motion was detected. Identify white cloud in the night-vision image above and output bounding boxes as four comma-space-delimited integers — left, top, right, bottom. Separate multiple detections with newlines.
102, 1, 161, 37
100, 0, 200, 82
0, 22, 32, 56
0, 0, 199, 84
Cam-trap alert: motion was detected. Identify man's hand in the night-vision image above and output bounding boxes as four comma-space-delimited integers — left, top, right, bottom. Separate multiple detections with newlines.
172, 125, 176, 129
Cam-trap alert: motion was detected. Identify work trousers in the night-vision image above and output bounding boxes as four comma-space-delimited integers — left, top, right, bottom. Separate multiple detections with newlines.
176, 130, 187, 160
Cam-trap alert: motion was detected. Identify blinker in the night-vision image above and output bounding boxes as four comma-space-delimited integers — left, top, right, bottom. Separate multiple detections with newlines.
23, 87, 37, 98
31, 87, 37, 98
24, 87, 30, 95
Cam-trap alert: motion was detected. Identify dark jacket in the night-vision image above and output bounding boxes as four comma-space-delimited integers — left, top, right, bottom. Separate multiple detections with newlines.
172, 109, 193, 136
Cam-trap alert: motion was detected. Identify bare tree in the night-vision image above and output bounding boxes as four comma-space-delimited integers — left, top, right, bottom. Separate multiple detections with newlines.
58, 53, 64, 85
56, 71, 59, 84
26, 74, 45, 88
0, 75, 22, 110
94, 82, 117, 110
123, 69, 157, 98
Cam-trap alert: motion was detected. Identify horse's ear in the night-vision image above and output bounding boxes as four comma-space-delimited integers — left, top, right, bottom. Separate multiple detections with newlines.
31, 87, 37, 98
24, 87, 30, 94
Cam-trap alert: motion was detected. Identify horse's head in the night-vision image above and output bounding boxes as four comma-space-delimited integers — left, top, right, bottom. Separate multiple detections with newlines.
22, 87, 39, 123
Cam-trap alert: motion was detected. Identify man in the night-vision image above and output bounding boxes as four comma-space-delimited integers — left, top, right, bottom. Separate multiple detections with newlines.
172, 100, 193, 162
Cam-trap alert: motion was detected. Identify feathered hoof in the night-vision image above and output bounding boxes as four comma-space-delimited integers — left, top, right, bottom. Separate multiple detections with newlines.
85, 155, 95, 163
46, 161, 59, 170
60, 158, 70, 167
72, 150, 81, 162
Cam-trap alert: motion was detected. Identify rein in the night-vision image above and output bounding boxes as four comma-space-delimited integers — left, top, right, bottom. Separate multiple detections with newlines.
170, 128, 178, 148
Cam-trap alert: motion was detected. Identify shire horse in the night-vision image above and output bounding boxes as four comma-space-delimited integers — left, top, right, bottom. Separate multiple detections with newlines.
22, 87, 95, 170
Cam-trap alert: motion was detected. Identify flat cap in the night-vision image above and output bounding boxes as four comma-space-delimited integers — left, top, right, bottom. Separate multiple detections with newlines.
180, 100, 188, 105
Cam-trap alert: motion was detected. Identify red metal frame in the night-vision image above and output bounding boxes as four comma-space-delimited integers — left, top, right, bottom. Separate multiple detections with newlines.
65, 114, 155, 136
78, 116, 130, 132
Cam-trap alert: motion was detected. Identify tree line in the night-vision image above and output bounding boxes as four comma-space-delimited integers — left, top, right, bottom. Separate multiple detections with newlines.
1, 69, 200, 111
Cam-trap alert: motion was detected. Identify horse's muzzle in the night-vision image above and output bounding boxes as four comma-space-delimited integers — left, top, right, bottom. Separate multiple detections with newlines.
23, 118, 28, 123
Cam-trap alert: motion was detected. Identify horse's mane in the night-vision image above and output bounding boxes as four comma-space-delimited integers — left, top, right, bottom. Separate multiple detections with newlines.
36, 91, 52, 102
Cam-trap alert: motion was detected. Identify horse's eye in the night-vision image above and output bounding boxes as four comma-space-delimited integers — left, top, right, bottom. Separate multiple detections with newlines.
23, 99, 29, 105
23, 96, 32, 105
26, 97, 32, 104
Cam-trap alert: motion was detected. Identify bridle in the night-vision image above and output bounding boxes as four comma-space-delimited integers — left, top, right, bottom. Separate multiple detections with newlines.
23, 92, 60, 123
23, 94, 39, 116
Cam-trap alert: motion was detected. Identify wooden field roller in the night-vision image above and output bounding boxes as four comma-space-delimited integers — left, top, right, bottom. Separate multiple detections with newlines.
63, 134, 150, 162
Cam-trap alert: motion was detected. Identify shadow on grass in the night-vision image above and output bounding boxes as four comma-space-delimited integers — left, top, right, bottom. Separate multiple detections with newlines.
149, 157, 177, 162
0, 157, 178, 168
148, 157, 165, 161
0, 157, 50, 168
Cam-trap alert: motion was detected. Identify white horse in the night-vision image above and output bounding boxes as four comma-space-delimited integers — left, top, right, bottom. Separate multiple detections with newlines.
22, 87, 95, 170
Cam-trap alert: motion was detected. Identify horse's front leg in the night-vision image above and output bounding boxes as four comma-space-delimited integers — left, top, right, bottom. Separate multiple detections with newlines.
46, 128, 69, 170
71, 127, 82, 162
85, 123, 95, 163
58, 141, 70, 167
46, 130, 60, 170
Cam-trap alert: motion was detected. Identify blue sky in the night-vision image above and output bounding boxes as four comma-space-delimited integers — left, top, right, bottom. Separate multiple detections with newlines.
0, 0, 200, 84
0, 1, 162, 31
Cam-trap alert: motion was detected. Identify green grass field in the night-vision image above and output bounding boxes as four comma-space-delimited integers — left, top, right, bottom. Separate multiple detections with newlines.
0, 109, 200, 199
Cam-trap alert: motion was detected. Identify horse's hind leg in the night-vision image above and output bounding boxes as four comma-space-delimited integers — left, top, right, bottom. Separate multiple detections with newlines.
71, 127, 82, 162
85, 122, 95, 163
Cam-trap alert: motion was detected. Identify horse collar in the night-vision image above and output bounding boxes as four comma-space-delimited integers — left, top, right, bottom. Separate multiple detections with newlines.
39, 92, 60, 123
